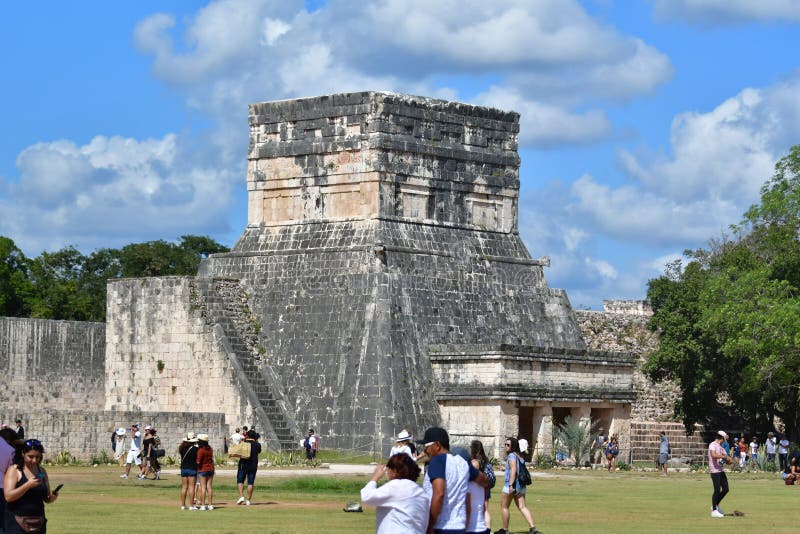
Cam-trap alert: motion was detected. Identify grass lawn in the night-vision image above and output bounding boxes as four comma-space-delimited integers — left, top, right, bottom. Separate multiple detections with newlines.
39, 466, 797, 533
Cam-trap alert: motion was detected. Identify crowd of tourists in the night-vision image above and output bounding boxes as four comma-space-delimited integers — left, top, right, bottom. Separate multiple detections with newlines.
361, 426, 538, 534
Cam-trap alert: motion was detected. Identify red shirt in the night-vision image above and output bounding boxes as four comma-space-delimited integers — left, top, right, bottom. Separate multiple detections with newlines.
196, 446, 215, 472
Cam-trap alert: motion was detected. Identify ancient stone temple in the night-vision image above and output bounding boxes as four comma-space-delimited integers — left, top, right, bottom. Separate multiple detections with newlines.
4, 92, 636, 459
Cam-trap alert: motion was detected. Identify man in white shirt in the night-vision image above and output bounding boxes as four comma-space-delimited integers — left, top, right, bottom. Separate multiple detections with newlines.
418, 427, 488, 534
779, 434, 790, 471
766, 432, 777, 465
121, 423, 143, 479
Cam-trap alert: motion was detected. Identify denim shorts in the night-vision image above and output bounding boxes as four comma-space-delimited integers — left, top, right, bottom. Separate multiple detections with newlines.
198, 470, 214, 477
237, 464, 257, 485
180, 468, 197, 477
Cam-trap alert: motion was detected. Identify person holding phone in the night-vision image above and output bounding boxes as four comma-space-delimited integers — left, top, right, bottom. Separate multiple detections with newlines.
3, 439, 58, 533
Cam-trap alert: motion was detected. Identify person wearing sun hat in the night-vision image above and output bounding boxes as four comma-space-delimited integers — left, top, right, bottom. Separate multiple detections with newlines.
709, 430, 734, 518
390, 430, 415, 460
120, 424, 142, 479
178, 432, 200, 510
113, 429, 127, 465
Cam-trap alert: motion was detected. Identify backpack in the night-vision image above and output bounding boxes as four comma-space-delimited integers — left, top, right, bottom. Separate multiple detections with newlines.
482, 460, 496, 489
516, 455, 532, 486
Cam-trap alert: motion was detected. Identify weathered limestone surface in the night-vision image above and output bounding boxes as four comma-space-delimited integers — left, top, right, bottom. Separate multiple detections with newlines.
575, 301, 679, 422
193, 92, 606, 453
0, 317, 105, 411
104, 276, 261, 439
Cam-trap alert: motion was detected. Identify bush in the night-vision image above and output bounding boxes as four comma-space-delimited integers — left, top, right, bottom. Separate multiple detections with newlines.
533, 453, 556, 469
553, 416, 599, 467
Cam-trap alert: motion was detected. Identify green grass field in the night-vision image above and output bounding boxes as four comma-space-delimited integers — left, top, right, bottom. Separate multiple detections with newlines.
39, 466, 798, 533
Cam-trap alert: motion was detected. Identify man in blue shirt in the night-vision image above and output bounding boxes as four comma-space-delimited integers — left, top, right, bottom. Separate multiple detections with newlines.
418, 427, 487, 534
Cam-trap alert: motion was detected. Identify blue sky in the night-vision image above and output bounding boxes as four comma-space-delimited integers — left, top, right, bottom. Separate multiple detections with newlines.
2, 1, 800, 309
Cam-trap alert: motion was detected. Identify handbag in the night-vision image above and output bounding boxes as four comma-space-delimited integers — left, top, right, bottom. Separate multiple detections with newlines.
14, 515, 45, 533
152, 448, 166, 458
516, 456, 532, 486
228, 441, 251, 459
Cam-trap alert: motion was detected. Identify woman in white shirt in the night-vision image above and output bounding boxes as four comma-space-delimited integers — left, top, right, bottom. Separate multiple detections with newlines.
360, 453, 429, 534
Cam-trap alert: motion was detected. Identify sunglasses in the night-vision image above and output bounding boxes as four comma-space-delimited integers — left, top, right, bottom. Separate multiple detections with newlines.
25, 439, 42, 447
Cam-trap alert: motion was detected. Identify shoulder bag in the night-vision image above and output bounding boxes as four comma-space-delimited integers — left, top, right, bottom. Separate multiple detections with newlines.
15, 515, 45, 533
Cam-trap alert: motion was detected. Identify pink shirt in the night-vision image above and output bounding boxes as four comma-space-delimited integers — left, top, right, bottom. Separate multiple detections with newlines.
709, 441, 724, 473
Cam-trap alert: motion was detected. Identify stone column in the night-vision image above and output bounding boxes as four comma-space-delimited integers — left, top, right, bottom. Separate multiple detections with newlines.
531, 405, 553, 457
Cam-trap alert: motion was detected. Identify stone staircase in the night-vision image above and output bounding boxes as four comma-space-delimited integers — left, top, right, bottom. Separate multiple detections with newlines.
191, 277, 297, 450
630, 421, 711, 463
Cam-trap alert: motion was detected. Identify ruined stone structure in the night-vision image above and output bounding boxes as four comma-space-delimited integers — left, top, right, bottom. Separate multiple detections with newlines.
0, 317, 227, 456
3, 93, 638, 459
577, 301, 708, 461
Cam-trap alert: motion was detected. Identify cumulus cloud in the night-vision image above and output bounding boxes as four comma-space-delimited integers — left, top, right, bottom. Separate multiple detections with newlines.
132, 0, 672, 151
517, 75, 800, 305
653, 0, 800, 26
0, 135, 235, 253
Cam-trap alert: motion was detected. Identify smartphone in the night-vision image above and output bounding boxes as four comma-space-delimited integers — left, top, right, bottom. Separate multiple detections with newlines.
35, 472, 46, 479
53, 484, 63, 494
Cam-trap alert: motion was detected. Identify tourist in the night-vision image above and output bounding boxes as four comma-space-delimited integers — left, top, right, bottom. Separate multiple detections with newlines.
470, 439, 493, 532
460, 445, 489, 534
178, 432, 199, 510
606, 434, 619, 473
360, 453, 428, 533
236, 430, 261, 506
0, 428, 18, 532
495, 437, 537, 534
418, 426, 487, 533
766, 432, 777, 466
196, 434, 215, 510
779, 434, 790, 471
3, 439, 58, 533
782, 448, 800, 485
594, 428, 606, 467
721, 435, 731, 467
142, 426, 161, 480
737, 437, 747, 470
304, 429, 319, 466
659, 431, 670, 476
120, 424, 142, 479
390, 430, 414, 460
13, 421, 23, 442
749, 436, 759, 468
709, 430, 734, 518
113, 429, 126, 466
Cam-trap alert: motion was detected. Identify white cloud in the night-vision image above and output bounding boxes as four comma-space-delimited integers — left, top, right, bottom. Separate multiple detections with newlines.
653, 0, 800, 25
131, 0, 672, 151
618, 77, 800, 207
0, 135, 235, 253
477, 87, 612, 147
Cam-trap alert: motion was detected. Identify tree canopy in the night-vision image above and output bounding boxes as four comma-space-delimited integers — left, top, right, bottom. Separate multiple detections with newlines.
0, 235, 229, 322
645, 146, 800, 438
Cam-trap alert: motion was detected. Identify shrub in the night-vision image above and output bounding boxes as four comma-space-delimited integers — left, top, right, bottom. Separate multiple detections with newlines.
553, 416, 599, 467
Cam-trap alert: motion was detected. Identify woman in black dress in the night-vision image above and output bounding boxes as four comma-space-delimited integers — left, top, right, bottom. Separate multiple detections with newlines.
3, 439, 58, 533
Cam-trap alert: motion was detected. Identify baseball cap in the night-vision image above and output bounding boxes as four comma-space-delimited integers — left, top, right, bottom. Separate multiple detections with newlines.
418, 427, 449, 448
717, 430, 728, 439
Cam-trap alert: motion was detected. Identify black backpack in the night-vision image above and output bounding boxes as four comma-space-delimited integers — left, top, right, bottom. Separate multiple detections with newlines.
517, 456, 532, 486
482, 460, 496, 489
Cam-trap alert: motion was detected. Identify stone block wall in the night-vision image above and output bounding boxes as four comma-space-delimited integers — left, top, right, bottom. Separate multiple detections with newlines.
0, 409, 227, 460
104, 277, 257, 435
575, 305, 679, 422
246, 91, 520, 233
0, 317, 105, 413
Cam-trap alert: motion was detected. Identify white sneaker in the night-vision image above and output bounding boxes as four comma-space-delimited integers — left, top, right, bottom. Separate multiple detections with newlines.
245, 500, 251, 506
199, 505, 207, 511
120, 474, 128, 479
188, 506, 198, 511
237, 496, 246, 505
181, 506, 186, 510
711, 509, 724, 518
207, 505, 214, 511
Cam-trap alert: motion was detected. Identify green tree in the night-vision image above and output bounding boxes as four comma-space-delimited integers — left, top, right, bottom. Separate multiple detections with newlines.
646, 146, 800, 438
0, 237, 33, 316
553, 416, 599, 467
